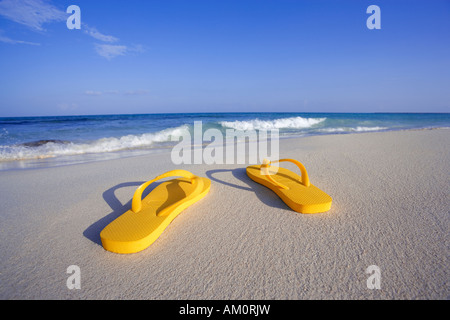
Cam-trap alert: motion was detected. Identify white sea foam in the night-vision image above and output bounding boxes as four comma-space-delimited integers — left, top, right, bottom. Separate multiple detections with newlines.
319, 126, 387, 133
219, 116, 326, 131
0, 125, 189, 161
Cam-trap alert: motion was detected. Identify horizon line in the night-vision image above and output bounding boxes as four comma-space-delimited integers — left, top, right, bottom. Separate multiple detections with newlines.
1, 111, 450, 119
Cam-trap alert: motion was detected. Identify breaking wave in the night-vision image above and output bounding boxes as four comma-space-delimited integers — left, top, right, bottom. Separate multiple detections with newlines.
219, 116, 326, 131
0, 125, 189, 161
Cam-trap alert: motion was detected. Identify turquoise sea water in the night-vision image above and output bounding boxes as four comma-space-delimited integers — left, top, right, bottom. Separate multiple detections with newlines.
0, 113, 449, 170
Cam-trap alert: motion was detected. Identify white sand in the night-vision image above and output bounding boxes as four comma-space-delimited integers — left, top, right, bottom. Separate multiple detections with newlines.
0, 129, 448, 300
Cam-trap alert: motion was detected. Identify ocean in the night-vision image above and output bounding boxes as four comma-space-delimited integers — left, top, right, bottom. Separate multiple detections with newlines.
0, 112, 449, 170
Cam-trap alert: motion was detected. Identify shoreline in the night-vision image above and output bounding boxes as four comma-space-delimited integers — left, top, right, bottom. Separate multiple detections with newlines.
0, 128, 448, 299
1, 127, 449, 172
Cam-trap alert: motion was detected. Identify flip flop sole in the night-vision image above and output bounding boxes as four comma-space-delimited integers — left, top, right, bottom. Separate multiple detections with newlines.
101, 173, 210, 254
246, 164, 332, 214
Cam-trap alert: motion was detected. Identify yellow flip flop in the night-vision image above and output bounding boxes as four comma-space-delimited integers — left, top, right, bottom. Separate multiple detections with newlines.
246, 159, 332, 213
100, 170, 211, 254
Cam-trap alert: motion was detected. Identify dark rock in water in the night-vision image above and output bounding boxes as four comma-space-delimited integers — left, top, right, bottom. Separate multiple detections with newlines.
20, 140, 70, 147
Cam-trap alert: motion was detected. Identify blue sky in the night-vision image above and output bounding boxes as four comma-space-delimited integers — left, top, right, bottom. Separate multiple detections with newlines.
0, 0, 449, 116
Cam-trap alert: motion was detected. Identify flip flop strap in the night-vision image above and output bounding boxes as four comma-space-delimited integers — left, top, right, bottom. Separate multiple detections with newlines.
261, 158, 310, 189
131, 169, 202, 214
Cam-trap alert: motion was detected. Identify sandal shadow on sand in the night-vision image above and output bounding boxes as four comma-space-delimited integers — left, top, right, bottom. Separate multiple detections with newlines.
246, 159, 332, 214
100, 170, 211, 254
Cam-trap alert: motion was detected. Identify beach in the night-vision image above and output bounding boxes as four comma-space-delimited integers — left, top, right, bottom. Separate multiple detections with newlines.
0, 128, 448, 300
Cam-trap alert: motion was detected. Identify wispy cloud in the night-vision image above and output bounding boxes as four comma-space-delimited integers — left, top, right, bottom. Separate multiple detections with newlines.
0, 0, 144, 60
83, 24, 118, 43
94, 43, 145, 60
124, 90, 149, 95
0, 0, 66, 31
84, 90, 102, 96
94, 44, 128, 60
0, 30, 40, 45
88, 26, 146, 60
103, 90, 119, 95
